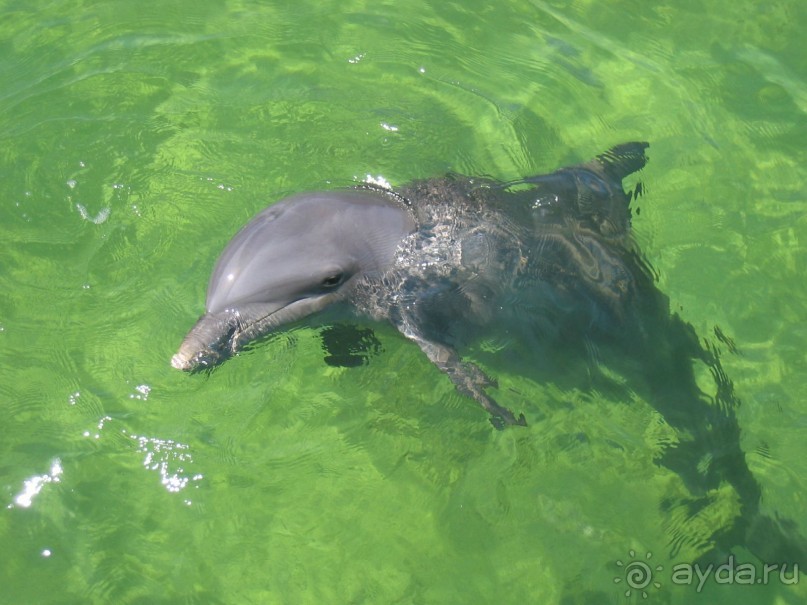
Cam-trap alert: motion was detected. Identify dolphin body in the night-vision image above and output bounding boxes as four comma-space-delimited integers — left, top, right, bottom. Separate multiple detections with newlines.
172, 143, 650, 426
173, 142, 805, 574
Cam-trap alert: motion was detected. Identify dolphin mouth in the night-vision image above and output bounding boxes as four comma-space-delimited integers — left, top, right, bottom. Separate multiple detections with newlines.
171, 311, 242, 371
172, 295, 337, 371
171, 348, 222, 372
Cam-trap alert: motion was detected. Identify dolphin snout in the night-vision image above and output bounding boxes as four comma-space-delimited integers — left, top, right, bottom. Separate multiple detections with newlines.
171, 351, 195, 371
170, 339, 218, 371
171, 312, 238, 371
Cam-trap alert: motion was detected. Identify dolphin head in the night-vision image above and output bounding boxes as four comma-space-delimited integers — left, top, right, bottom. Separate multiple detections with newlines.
172, 189, 415, 371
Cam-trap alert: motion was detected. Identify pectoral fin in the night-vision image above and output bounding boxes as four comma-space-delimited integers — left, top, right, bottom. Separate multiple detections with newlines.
395, 318, 526, 429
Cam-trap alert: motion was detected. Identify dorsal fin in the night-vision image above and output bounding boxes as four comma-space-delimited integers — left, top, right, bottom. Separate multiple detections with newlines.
513, 142, 649, 236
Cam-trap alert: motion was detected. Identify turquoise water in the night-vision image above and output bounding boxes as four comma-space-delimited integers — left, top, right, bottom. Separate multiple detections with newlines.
1, 0, 806, 603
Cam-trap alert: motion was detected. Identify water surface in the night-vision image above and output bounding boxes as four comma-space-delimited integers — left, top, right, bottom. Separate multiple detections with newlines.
1, 0, 805, 603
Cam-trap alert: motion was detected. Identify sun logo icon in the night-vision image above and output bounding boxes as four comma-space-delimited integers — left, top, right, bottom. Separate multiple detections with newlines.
614, 549, 663, 598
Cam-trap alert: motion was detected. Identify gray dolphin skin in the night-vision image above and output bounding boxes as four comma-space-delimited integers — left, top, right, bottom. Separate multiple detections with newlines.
172, 143, 649, 426
171, 189, 415, 379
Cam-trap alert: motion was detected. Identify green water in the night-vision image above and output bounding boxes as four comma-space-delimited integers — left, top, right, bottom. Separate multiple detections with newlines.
1, 0, 805, 603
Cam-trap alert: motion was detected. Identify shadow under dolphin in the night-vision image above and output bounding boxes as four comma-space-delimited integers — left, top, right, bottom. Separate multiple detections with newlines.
172, 142, 805, 584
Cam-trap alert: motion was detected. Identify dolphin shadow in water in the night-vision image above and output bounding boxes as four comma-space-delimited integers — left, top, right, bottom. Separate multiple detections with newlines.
172, 143, 805, 573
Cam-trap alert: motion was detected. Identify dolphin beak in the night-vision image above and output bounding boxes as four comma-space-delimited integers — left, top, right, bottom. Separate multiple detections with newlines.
171, 311, 241, 371
170, 353, 189, 370
172, 296, 338, 371
171, 350, 200, 371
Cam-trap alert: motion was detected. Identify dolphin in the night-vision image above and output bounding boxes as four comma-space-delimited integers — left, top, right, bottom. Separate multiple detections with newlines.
172, 142, 805, 572
172, 143, 650, 426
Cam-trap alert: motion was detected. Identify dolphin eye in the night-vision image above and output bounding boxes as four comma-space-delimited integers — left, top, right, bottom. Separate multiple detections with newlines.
321, 273, 345, 289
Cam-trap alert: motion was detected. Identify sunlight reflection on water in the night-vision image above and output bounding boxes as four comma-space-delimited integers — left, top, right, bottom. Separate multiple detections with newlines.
129, 432, 203, 497
11, 458, 63, 509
